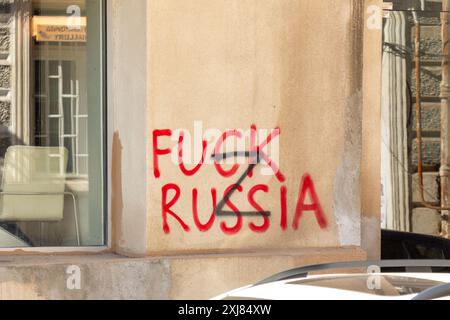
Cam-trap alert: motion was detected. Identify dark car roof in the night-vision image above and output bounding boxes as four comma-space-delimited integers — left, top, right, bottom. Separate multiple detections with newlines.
381, 229, 450, 260
382, 229, 450, 242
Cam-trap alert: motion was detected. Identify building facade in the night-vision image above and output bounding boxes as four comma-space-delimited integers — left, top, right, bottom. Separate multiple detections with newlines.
0, 0, 384, 299
382, 0, 450, 238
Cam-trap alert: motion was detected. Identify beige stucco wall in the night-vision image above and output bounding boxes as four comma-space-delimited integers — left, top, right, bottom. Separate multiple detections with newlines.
145, 0, 372, 255
361, 0, 382, 259
0, 250, 365, 300
107, 0, 382, 267
108, 0, 150, 256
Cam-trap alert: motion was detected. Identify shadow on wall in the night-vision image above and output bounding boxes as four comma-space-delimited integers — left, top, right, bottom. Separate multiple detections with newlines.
111, 131, 124, 253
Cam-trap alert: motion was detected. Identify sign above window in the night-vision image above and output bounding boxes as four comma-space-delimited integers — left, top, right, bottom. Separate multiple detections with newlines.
32, 16, 87, 42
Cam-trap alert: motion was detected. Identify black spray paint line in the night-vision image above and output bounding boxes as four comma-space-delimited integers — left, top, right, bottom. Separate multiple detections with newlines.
212, 151, 271, 218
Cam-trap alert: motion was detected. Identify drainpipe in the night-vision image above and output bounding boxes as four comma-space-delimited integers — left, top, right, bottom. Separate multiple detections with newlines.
441, 0, 450, 238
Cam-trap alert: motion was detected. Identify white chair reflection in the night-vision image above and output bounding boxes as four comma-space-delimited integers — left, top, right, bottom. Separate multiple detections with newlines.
0, 146, 80, 246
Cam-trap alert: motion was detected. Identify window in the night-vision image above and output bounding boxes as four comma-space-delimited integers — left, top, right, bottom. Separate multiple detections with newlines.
0, 0, 105, 248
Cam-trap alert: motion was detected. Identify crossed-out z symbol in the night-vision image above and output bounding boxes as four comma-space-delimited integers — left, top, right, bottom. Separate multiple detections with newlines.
212, 150, 280, 217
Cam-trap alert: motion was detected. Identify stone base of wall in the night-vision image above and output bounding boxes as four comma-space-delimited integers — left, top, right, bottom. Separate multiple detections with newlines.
0, 248, 366, 299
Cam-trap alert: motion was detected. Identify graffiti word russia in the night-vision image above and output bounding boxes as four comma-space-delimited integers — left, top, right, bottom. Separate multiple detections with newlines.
153, 123, 328, 235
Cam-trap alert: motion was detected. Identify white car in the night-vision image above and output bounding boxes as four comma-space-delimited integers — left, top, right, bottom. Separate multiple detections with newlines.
213, 260, 450, 300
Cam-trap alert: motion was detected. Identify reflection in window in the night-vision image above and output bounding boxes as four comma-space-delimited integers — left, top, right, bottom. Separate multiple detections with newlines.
0, 0, 105, 248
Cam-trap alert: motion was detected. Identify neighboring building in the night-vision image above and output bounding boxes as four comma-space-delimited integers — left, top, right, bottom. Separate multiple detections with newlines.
382, 0, 450, 238
0, 0, 385, 299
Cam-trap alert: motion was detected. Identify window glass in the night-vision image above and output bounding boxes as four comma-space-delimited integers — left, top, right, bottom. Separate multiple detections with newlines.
0, 0, 105, 248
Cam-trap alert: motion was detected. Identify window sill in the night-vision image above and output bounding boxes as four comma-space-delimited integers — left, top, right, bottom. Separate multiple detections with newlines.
0, 245, 109, 255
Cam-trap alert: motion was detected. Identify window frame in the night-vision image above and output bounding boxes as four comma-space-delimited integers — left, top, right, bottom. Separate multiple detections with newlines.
0, 0, 109, 254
